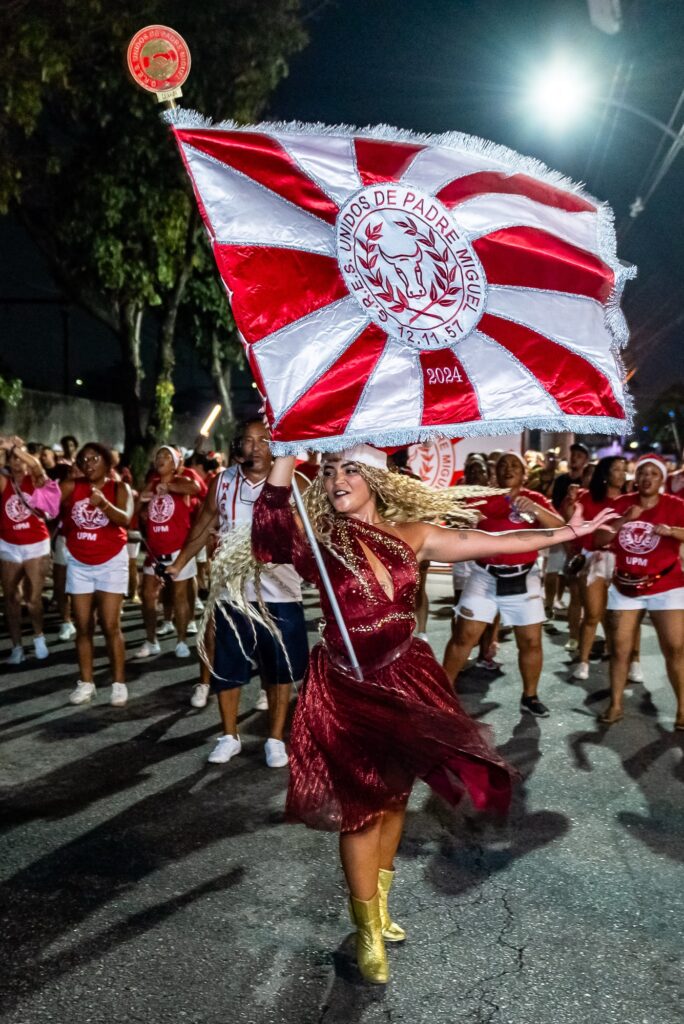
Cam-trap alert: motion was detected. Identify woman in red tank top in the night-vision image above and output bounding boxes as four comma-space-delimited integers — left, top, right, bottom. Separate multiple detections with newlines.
135, 446, 200, 659
0, 436, 60, 664
59, 443, 133, 707
594, 455, 684, 728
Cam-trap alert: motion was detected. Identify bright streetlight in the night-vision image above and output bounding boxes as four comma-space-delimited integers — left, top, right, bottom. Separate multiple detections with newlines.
525, 57, 597, 132
524, 58, 684, 217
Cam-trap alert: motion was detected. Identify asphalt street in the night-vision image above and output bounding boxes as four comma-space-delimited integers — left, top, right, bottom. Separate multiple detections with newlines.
1, 574, 683, 1024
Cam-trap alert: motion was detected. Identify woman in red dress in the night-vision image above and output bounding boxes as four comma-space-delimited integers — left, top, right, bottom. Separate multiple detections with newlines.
248, 444, 616, 984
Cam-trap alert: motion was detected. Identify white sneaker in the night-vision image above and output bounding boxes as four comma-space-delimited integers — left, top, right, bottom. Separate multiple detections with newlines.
208, 734, 241, 764
194, 597, 205, 614
156, 620, 175, 637
254, 688, 269, 711
553, 597, 568, 611
190, 683, 210, 708
628, 661, 644, 683
110, 682, 128, 707
134, 640, 161, 659
6, 645, 25, 666
564, 639, 579, 653
572, 661, 590, 681
58, 621, 77, 642
69, 681, 96, 705
33, 635, 49, 660
186, 620, 198, 635
264, 737, 289, 768
175, 641, 191, 658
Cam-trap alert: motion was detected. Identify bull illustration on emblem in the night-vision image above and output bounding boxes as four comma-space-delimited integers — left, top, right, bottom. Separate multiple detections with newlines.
5, 494, 31, 523
619, 520, 660, 555
71, 498, 109, 531
377, 243, 426, 299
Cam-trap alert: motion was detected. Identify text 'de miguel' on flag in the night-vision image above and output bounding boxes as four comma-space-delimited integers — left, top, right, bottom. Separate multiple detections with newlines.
168, 110, 636, 453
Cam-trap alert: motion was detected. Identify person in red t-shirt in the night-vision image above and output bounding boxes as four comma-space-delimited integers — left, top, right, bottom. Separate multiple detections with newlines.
0, 436, 61, 664
444, 451, 564, 717
562, 456, 641, 682
594, 454, 684, 728
59, 443, 134, 707
135, 446, 201, 660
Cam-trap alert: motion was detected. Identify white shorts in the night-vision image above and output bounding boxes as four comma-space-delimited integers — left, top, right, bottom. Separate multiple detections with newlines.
452, 559, 473, 589
196, 546, 208, 564
0, 537, 51, 564
456, 563, 545, 627
53, 534, 68, 567
143, 549, 197, 582
545, 544, 566, 574
583, 549, 615, 586
607, 584, 684, 613
66, 547, 129, 595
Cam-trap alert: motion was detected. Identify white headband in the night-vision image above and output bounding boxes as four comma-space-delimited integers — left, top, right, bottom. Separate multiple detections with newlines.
157, 445, 181, 469
635, 456, 666, 479
324, 444, 388, 471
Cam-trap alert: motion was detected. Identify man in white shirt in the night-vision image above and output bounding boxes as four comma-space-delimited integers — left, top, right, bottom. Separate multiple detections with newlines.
168, 419, 308, 767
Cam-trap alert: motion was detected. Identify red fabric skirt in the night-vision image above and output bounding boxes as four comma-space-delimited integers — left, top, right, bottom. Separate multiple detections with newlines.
286, 637, 516, 833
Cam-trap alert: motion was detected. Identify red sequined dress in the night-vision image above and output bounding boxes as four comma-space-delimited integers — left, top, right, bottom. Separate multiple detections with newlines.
253, 483, 516, 833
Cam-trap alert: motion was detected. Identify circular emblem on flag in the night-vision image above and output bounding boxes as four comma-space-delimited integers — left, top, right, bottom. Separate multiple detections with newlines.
126, 26, 191, 94
5, 494, 31, 523
336, 184, 486, 350
619, 520, 659, 555
148, 493, 175, 524
407, 438, 456, 488
71, 498, 109, 531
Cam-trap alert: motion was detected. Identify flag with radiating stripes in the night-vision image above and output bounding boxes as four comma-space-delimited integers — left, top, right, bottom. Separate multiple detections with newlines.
169, 112, 635, 452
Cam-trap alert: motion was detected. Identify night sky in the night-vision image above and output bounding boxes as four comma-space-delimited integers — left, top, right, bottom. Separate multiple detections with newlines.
2, 0, 682, 418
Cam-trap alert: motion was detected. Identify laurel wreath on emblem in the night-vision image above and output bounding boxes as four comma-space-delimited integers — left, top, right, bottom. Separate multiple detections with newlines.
357, 219, 462, 324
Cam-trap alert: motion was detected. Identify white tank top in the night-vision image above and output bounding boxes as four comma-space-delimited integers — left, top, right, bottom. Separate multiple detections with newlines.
215, 467, 302, 603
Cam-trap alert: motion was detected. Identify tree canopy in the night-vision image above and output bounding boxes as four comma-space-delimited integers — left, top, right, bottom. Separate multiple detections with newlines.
0, 0, 308, 463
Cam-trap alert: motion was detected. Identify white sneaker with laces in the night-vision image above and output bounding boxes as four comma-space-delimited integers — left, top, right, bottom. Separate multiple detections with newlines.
175, 640, 190, 658
156, 620, 175, 637
6, 645, 25, 666
135, 640, 161, 659
194, 597, 205, 614
33, 635, 49, 660
69, 681, 96, 705
254, 688, 269, 711
572, 661, 590, 681
265, 737, 289, 768
628, 661, 644, 683
110, 682, 128, 707
58, 621, 77, 642
564, 639, 579, 653
186, 620, 198, 635
208, 734, 241, 764
190, 683, 210, 709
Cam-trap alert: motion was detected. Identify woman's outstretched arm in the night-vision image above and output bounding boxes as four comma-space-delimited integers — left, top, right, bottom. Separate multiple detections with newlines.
416, 504, 619, 564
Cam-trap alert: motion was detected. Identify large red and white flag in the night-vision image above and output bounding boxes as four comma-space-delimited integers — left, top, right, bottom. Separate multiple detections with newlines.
169, 112, 635, 452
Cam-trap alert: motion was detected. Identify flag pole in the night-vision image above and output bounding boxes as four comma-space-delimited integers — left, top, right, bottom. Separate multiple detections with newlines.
291, 482, 364, 682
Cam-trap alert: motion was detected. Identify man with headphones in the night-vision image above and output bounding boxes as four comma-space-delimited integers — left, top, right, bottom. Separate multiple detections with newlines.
167, 418, 309, 766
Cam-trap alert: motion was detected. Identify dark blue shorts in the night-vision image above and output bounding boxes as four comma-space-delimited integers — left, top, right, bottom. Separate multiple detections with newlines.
211, 601, 309, 693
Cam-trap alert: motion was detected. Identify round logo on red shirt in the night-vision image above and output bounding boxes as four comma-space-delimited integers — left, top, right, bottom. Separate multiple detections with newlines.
5, 494, 31, 523
148, 494, 175, 524
72, 498, 109, 531
619, 520, 660, 555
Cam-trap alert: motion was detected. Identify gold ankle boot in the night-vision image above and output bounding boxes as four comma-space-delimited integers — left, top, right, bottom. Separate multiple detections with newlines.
349, 892, 389, 984
378, 868, 406, 943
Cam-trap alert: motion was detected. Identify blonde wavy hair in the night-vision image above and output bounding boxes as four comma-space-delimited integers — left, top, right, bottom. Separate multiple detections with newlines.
199, 462, 495, 670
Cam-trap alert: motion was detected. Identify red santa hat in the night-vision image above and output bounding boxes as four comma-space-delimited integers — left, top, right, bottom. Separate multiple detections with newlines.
634, 454, 667, 479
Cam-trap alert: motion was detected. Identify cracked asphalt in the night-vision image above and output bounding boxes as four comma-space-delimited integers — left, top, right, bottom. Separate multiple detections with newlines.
1, 574, 683, 1024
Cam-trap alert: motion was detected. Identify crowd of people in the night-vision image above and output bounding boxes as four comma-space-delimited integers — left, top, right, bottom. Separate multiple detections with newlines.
2, 425, 684, 983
